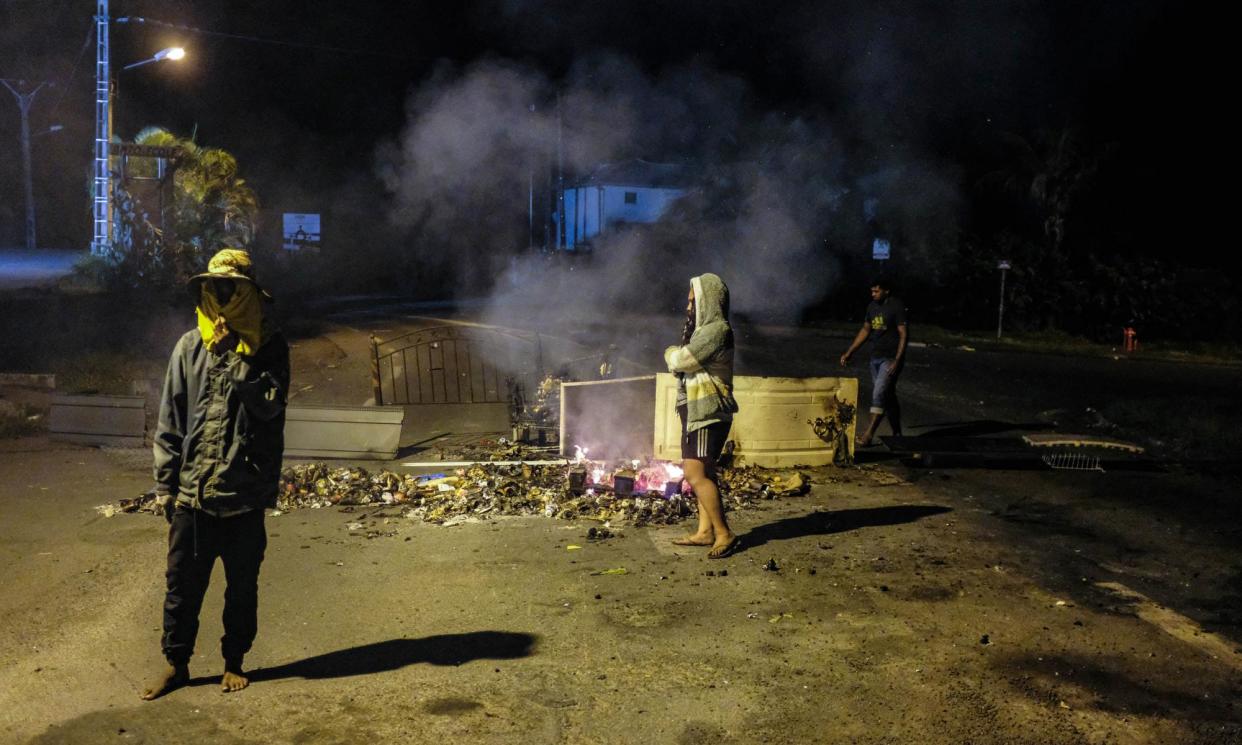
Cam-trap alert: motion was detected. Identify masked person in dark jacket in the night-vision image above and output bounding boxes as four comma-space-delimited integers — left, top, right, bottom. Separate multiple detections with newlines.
665, 273, 741, 559
141, 249, 289, 700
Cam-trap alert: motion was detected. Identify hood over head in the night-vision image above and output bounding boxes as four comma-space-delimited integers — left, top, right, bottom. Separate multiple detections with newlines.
691, 273, 729, 328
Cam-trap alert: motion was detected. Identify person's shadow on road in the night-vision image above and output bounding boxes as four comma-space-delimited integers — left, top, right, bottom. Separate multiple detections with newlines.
235, 631, 538, 684
738, 505, 952, 553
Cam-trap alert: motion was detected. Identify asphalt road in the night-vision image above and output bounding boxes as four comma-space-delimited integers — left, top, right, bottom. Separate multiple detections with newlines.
1, 305, 1240, 743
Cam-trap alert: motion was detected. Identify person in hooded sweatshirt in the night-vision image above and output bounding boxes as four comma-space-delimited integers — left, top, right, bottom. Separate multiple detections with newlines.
141, 248, 289, 700
664, 273, 741, 559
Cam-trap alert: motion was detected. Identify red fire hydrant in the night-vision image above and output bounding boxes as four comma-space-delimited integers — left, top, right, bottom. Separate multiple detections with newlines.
1123, 326, 1138, 353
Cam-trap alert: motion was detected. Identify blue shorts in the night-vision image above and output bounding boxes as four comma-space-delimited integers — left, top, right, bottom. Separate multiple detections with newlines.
869, 357, 899, 414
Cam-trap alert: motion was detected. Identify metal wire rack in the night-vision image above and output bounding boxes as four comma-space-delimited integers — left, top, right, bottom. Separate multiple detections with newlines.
1041, 452, 1105, 472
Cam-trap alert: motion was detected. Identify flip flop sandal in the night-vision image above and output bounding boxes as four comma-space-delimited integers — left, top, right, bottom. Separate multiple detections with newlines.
708, 536, 742, 559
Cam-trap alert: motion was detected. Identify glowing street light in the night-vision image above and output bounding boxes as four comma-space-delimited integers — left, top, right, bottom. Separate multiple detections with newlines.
122, 46, 186, 71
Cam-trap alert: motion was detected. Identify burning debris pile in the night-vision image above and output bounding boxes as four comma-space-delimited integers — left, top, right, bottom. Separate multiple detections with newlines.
105, 457, 815, 528
277, 459, 697, 526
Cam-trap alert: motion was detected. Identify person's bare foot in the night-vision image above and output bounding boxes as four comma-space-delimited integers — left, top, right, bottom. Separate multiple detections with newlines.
672, 531, 714, 546
140, 664, 188, 700
221, 660, 250, 693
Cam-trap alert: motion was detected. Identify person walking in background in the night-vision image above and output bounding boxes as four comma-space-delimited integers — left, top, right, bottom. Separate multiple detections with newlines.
666, 273, 741, 559
840, 276, 908, 447
142, 248, 289, 699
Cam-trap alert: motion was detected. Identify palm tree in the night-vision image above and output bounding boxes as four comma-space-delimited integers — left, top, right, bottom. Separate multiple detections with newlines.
110, 127, 259, 286
976, 128, 1108, 330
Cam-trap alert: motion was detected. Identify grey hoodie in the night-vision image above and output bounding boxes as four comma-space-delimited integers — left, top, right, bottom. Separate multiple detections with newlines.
663, 273, 739, 431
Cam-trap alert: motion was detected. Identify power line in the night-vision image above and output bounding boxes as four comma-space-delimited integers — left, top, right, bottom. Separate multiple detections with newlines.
114, 16, 408, 61
47, 19, 95, 122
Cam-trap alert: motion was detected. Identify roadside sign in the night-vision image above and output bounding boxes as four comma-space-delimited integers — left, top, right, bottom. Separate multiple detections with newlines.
282, 213, 321, 251
998, 260, 1011, 270
872, 238, 891, 261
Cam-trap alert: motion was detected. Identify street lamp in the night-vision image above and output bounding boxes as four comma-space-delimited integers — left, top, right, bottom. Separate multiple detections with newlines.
122, 46, 186, 71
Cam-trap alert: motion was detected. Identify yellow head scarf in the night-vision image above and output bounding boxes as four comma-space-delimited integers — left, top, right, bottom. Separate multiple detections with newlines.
196, 280, 264, 355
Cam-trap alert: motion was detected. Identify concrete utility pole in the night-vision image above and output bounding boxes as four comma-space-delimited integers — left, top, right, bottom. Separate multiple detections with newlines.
92, 0, 112, 257
1, 80, 44, 251
996, 259, 1011, 340
556, 92, 564, 250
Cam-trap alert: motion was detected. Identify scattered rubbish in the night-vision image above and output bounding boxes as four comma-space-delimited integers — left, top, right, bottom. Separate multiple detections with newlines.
1055, 600, 1068, 607
275, 461, 695, 526
763, 558, 780, 572
104, 457, 818, 536
807, 397, 857, 466
956, 345, 976, 352
769, 613, 793, 624
566, 545, 582, 551
705, 570, 716, 577
438, 515, 481, 528
94, 504, 118, 518
980, 634, 991, 645
590, 567, 628, 576
719, 570, 728, 577
719, 467, 812, 501
746, 612, 760, 619
568, 466, 588, 495
612, 472, 636, 498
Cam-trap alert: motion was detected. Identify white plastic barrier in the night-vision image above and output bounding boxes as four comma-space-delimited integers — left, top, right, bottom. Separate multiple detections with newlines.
560, 374, 857, 467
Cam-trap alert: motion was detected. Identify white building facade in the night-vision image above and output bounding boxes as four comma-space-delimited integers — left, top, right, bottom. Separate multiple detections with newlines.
555, 160, 687, 251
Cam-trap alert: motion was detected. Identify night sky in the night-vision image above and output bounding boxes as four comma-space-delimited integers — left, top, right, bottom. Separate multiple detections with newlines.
0, 1, 1221, 287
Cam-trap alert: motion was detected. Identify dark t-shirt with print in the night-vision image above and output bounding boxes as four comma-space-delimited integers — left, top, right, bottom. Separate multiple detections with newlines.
865, 296, 907, 359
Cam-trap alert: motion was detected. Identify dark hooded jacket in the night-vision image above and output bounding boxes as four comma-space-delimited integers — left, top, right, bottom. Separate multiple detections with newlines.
663, 273, 739, 431
153, 325, 289, 516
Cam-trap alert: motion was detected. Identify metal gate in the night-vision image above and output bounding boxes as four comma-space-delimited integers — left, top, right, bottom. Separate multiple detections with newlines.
370, 325, 542, 406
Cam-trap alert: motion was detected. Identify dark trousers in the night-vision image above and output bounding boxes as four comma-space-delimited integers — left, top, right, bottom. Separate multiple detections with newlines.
162, 506, 266, 666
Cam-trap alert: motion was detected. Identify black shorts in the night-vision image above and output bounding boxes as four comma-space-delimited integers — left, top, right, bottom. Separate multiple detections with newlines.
678, 406, 731, 463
